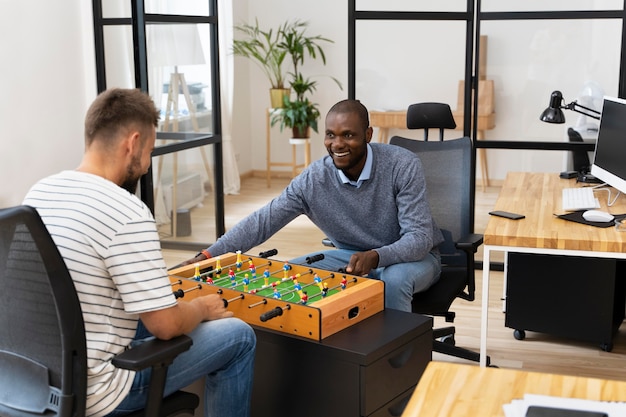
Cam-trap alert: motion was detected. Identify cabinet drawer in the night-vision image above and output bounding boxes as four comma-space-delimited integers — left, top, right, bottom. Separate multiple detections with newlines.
368, 386, 415, 417
361, 333, 431, 415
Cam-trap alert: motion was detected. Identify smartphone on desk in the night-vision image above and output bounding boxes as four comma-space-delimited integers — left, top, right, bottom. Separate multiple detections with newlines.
489, 210, 525, 220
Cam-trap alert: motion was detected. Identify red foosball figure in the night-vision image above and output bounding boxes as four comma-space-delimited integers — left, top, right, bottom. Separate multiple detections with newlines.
340, 277, 347, 290
299, 291, 308, 305
229, 268, 236, 287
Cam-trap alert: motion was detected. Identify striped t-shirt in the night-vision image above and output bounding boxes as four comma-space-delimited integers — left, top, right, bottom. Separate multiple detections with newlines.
23, 170, 177, 417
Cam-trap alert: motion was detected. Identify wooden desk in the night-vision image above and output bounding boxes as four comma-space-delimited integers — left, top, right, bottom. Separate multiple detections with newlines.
402, 361, 626, 417
480, 172, 626, 365
369, 109, 493, 190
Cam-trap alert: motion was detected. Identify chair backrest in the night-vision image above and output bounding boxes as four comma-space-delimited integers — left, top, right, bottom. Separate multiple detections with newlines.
0, 205, 87, 417
567, 127, 591, 174
388, 136, 473, 270
406, 102, 457, 141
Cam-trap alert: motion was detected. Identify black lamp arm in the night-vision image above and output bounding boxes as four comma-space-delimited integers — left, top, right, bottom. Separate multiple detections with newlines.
563, 101, 601, 120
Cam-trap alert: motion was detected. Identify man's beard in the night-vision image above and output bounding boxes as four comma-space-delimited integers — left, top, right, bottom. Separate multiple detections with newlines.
120, 155, 142, 195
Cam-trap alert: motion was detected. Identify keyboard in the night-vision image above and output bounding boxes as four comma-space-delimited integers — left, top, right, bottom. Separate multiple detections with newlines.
562, 187, 600, 211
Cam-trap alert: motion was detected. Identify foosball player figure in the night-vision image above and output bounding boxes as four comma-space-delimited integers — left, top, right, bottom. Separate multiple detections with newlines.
340, 277, 347, 290
272, 287, 281, 299
282, 261, 290, 280
205, 275, 214, 285
314, 273, 323, 291
321, 282, 329, 298
214, 256, 222, 278
293, 279, 303, 297
299, 291, 308, 305
229, 267, 236, 287
248, 260, 257, 279
193, 263, 201, 281
263, 268, 271, 287
236, 250, 243, 271
242, 274, 250, 292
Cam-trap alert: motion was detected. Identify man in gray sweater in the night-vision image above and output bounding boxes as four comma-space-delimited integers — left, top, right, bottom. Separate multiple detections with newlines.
187, 99, 443, 312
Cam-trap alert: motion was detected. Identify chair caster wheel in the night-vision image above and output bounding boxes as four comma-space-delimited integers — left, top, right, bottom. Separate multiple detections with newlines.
601, 342, 613, 352
513, 329, 525, 340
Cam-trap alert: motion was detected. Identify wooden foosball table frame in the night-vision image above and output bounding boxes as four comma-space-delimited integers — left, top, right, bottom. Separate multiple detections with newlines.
168, 251, 385, 340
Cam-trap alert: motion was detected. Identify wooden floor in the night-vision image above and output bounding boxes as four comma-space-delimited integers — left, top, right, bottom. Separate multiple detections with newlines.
162, 175, 626, 381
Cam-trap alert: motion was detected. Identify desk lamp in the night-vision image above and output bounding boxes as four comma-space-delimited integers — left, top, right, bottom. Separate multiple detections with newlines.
540, 90, 602, 182
540, 90, 601, 123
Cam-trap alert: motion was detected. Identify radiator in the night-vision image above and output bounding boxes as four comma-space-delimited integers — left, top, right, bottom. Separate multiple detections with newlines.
162, 172, 204, 214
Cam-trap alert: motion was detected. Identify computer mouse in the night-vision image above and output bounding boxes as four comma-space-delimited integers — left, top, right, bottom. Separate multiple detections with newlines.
582, 210, 615, 223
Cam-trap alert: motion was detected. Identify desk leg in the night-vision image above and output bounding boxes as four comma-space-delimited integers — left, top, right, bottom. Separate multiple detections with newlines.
480, 247, 491, 367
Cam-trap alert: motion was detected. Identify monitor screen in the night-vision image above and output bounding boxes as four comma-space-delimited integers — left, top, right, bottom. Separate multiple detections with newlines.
590, 96, 626, 194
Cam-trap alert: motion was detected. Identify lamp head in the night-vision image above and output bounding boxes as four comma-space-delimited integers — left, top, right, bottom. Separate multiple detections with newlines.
540, 90, 566, 124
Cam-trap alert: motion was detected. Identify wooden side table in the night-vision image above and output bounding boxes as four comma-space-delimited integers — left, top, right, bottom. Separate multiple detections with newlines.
369, 108, 492, 191
266, 108, 311, 187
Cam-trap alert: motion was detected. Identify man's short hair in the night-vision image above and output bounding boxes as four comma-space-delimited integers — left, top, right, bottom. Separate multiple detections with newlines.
327, 99, 369, 132
84, 88, 160, 146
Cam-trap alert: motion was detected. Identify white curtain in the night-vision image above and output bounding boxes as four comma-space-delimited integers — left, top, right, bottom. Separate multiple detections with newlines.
219, 0, 241, 194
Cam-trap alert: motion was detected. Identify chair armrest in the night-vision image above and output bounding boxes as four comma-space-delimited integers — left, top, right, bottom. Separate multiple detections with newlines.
112, 335, 193, 371
455, 233, 483, 253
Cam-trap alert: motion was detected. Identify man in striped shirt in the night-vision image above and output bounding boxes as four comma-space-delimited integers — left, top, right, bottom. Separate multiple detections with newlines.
23, 88, 256, 417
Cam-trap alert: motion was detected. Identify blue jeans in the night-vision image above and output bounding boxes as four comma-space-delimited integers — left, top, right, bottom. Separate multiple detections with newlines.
290, 249, 441, 312
106, 317, 256, 417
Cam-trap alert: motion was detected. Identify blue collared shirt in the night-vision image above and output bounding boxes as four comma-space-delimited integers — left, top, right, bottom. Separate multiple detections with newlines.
337, 144, 373, 188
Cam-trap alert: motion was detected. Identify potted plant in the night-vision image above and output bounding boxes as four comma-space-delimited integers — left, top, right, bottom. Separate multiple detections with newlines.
232, 19, 291, 108
272, 73, 321, 138
270, 20, 342, 138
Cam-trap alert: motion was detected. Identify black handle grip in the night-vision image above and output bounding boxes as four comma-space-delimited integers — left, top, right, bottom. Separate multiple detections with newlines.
259, 249, 278, 258
305, 253, 325, 264
173, 289, 185, 299
259, 307, 283, 322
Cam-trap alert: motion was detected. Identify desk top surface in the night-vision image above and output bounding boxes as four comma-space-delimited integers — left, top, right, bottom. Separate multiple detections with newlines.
402, 361, 626, 417
484, 172, 626, 252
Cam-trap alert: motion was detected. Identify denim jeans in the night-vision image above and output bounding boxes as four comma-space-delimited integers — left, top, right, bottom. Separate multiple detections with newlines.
290, 249, 441, 312
106, 317, 256, 417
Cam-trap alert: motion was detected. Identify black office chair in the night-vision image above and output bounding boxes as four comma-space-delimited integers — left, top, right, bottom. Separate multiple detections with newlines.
406, 102, 457, 141
390, 102, 491, 366
0, 205, 199, 417
567, 127, 591, 174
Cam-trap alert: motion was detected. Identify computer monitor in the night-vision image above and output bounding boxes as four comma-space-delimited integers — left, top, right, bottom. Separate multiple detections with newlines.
590, 96, 626, 194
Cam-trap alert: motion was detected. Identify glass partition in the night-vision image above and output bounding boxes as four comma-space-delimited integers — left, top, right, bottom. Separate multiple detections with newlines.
93, 0, 224, 250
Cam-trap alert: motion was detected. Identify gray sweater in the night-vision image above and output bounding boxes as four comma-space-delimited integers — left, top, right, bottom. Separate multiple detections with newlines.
208, 143, 443, 268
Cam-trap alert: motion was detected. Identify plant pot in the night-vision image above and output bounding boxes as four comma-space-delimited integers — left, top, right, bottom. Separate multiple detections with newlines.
289, 137, 309, 145
291, 126, 310, 139
269, 88, 290, 109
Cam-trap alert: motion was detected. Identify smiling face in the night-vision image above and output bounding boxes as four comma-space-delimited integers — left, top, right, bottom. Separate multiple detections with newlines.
324, 108, 373, 181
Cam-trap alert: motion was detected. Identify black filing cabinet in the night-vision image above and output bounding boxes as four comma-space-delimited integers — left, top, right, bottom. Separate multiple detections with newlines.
251, 309, 432, 417
505, 252, 626, 351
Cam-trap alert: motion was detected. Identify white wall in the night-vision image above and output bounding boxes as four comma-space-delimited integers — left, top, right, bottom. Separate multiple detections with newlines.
0, 1, 96, 207
231, 1, 621, 181
1, 1, 622, 206
231, 0, 348, 174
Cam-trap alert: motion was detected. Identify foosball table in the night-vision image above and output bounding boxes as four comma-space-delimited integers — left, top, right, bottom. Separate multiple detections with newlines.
169, 250, 433, 417
167, 250, 385, 340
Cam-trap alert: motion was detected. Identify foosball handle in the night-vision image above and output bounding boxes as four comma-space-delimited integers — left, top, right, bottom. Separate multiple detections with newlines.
222, 298, 228, 308
259, 307, 284, 322
305, 254, 325, 264
259, 249, 278, 258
